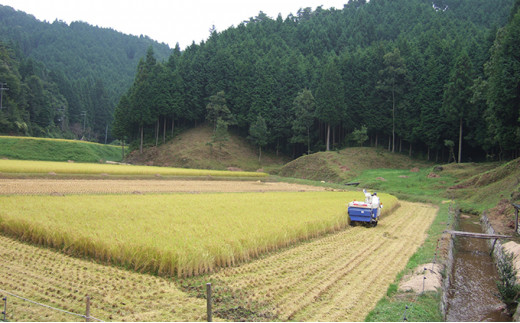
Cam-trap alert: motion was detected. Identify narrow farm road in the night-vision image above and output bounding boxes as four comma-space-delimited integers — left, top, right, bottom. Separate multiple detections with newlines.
211, 201, 438, 322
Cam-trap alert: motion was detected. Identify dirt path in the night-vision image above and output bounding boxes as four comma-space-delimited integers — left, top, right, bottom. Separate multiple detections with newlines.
210, 201, 438, 321
0, 178, 325, 195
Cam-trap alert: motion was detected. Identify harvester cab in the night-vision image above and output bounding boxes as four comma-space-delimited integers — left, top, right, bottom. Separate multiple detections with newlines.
347, 189, 383, 227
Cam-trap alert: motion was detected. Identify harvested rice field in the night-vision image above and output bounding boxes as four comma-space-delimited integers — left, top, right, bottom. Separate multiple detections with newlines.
206, 201, 438, 322
0, 235, 207, 322
0, 178, 325, 195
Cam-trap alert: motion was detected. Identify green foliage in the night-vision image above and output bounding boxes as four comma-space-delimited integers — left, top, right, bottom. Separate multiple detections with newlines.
484, 6, 520, 158
442, 51, 474, 163
0, 5, 170, 142
248, 115, 269, 162
206, 91, 235, 130
496, 252, 520, 308
350, 126, 369, 147
291, 88, 316, 154
211, 117, 230, 151
0, 136, 122, 162
3, 1, 516, 161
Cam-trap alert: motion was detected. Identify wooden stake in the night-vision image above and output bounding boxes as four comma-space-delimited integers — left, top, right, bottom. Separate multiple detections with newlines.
206, 283, 212, 322
85, 295, 91, 322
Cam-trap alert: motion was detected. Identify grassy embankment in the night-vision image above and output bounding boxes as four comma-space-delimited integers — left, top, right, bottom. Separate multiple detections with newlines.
0, 136, 124, 162
125, 125, 288, 172
359, 160, 519, 321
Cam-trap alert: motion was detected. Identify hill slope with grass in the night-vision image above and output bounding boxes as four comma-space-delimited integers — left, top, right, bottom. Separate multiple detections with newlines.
278, 148, 431, 183
0, 136, 123, 162
446, 158, 520, 212
125, 125, 288, 171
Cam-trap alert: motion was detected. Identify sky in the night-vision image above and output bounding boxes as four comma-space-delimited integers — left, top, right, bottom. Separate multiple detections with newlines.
0, 0, 348, 49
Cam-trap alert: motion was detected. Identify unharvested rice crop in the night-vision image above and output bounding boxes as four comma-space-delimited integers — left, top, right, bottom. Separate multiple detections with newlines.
0, 179, 325, 195
0, 159, 267, 177
209, 201, 437, 321
0, 235, 206, 322
0, 192, 397, 278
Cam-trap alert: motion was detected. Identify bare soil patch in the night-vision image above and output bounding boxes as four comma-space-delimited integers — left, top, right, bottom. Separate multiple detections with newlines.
398, 263, 442, 293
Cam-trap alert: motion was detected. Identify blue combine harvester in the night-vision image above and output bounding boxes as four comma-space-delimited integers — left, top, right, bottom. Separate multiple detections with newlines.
347, 189, 383, 227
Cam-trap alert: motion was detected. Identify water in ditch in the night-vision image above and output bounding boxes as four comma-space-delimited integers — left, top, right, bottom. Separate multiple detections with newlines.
446, 214, 512, 322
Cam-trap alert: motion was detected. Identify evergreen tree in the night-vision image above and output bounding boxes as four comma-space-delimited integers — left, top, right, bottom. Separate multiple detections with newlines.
248, 115, 269, 162
484, 4, 520, 159
315, 56, 344, 151
291, 88, 316, 155
442, 51, 474, 163
206, 91, 235, 131
377, 48, 408, 153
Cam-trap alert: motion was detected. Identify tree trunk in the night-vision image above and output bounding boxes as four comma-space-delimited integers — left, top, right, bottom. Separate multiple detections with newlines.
399, 138, 402, 153
392, 86, 395, 153
140, 125, 143, 153
427, 146, 430, 161
171, 118, 175, 137
409, 142, 412, 157
332, 126, 336, 150
375, 133, 378, 148
155, 119, 159, 147
458, 117, 463, 163
163, 118, 167, 144
307, 127, 310, 155
258, 146, 262, 162
388, 135, 391, 151
121, 140, 125, 160
326, 123, 331, 151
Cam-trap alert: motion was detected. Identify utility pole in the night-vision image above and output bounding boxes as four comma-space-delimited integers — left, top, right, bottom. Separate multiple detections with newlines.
0, 82, 9, 110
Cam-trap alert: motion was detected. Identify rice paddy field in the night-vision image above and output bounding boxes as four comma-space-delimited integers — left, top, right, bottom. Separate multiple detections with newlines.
0, 160, 441, 322
0, 191, 398, 278
0, 159, 267, 177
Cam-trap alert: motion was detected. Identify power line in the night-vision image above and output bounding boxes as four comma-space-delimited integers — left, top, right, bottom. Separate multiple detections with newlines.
0, 288, 104, 322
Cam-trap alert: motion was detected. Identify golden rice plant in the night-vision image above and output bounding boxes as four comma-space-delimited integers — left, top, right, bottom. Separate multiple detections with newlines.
0, 191, 398, 277
0, 159, 267, 177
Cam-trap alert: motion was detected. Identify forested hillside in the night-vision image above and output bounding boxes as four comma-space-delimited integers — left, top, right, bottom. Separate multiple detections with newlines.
0, 5, 170, 141
115, 0, 519, 162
